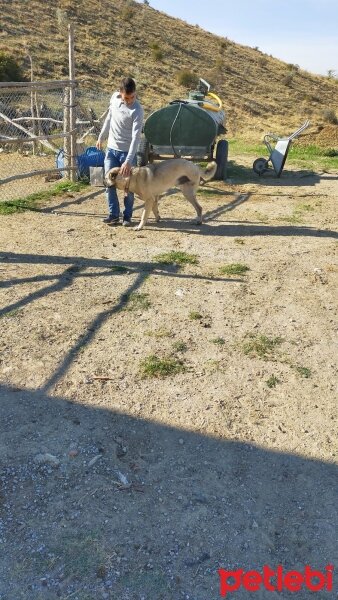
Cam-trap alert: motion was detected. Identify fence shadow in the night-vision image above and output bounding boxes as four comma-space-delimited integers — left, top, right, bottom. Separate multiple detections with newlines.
0, 251, 243, 393
0, 383, 336, 599
140, 220, 338, 240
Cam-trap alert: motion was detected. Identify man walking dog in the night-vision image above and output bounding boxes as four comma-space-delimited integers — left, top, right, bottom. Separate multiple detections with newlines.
96, 77, 144, 226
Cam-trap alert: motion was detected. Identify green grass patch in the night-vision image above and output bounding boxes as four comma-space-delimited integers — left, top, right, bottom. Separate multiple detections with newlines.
220, 263, 250, 276
211, 337, 226, 346
229, 139, 266, 155
172, 341, 188, 352
278, 213, 303, 225
140, 355, 186, 378
294, 365, 312, 378
0, 308, 21, 319
242, 334, 283, 360
153, 251, 199, 267
254, 210, 269, 223
228, 139, 338, 172
266, 375, 280, 388
199, 187, 217, 195
123, 292, 151, 311
296, 203, 314, 212
145, 328, 173, 338
288, 144, 336, 161
189, 311, 203, 320
278, 202, 316, 224
0, 180, 87, 214
205, 359, 223, 372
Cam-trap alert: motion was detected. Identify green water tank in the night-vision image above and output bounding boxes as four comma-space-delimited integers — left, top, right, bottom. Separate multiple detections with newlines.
143, 102, 217, 157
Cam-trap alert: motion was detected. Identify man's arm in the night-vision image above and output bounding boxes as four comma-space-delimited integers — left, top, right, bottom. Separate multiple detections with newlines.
126, 107, 144, 164
96, 107, 111, 150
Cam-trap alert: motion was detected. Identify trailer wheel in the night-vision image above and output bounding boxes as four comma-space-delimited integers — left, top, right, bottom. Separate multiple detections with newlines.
253, 157, 269, 176
136, 138, 150, 167
215, 139, 228, 180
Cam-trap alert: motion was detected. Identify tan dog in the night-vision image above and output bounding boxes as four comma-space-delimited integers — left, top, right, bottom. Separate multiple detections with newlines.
105, 158, 217, 230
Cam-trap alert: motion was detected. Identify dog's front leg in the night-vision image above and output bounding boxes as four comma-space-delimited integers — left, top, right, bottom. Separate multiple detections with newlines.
134, 196, 155, 231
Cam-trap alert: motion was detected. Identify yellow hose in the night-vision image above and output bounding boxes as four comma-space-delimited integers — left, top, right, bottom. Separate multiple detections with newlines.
201, 92, 223, 112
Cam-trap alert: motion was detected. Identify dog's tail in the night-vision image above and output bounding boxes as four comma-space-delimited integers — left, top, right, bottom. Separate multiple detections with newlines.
199, 161, 217, 185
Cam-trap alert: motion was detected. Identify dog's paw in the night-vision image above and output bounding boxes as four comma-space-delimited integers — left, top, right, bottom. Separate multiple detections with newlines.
133, 225, 143, 231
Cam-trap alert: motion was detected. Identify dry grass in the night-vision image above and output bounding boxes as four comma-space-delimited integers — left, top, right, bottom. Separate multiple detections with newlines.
2, 0, 338, 140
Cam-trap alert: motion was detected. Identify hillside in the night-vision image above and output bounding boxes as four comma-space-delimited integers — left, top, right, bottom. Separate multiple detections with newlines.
1, 0, 338, 142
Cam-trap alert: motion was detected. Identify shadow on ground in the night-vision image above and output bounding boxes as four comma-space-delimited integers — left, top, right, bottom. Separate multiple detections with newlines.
226, 160, 335, 186
0, 252, 243, 393
0, 383, 337, 599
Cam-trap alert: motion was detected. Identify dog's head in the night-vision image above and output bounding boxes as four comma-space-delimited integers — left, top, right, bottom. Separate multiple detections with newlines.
105, 167, 121, 187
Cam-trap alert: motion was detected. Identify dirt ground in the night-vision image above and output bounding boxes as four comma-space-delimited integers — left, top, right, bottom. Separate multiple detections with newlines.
0, 156, 337, 599
0, 152, 58, 202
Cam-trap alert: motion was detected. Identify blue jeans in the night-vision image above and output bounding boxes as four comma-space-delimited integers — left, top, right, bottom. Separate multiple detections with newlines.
104, 148, 135, 220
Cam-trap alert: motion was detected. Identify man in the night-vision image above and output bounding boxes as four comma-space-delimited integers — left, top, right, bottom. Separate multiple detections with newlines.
96, 77, 144, 226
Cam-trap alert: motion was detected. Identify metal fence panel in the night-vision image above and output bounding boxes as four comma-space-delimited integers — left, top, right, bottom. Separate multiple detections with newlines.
0, 81, 112, 202
0, 81, 75, 201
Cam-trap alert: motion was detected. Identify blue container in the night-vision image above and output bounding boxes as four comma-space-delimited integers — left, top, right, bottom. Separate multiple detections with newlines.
56, 146, 105, 178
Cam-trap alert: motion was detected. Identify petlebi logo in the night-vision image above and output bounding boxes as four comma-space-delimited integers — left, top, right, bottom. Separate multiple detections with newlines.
218, 565, 334, 596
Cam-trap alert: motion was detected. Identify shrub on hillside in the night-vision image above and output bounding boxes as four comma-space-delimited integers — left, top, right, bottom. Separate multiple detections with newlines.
219, 39, 229, 51
149, 42, 163, 61
322, 108, 338, 125
257, 56, 268, 67
281, 73, 294, 87
287, 63, 300, 72
0, 52, 25, 82
177, 70, 198, 88
152, 48, 163, 61
121, 2, 135, 21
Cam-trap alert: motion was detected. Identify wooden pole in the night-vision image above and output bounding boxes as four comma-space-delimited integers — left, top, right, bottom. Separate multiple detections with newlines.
0, 131, 71, 145
68, 23, 77, 182
63, 86, 71, 178
26, 51, 37, 155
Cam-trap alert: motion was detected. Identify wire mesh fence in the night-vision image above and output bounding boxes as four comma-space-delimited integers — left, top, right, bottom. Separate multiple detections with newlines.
0, 81, 111, 202
76, 88, 111, 144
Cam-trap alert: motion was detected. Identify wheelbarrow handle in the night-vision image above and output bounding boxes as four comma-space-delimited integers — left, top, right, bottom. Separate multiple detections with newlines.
288, 120, 310, 141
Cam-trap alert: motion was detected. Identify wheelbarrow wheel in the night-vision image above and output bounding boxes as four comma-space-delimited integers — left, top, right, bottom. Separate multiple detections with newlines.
215, 139, 228, 180
136, 137, 150, 167
253, 157, 269, 176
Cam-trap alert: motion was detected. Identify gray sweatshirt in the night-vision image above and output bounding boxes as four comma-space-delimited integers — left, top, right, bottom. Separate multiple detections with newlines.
98, 92, 144, 164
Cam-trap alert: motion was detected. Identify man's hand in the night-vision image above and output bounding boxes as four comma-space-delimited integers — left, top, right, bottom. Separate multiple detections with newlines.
96, 140, 102, 150
120, 162, 132, 177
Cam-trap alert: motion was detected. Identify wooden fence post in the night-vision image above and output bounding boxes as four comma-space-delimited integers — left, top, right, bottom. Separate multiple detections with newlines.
63, 86, 71, 178
68, 23, 77, 182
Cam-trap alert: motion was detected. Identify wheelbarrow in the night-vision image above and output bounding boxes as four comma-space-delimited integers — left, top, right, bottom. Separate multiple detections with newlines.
253, 120, 310, 177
